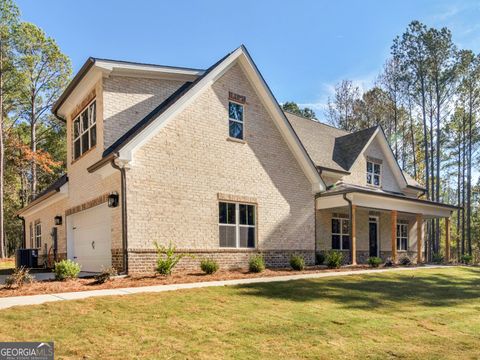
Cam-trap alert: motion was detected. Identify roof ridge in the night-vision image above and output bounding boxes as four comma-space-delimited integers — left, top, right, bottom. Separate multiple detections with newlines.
283, 110, 350, 133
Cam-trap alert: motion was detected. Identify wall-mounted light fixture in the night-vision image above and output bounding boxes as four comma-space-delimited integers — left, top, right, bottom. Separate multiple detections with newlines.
108, 192, 119, 208
54, 215, 62, 225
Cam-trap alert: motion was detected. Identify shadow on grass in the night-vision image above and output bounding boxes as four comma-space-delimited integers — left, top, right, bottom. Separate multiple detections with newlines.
236, 267, 480, 309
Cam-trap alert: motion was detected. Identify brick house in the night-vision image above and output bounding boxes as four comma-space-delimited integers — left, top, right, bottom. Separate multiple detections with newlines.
17, 46, 456, 273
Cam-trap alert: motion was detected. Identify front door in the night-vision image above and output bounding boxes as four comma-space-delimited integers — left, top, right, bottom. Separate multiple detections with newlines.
369, 217, 378, 257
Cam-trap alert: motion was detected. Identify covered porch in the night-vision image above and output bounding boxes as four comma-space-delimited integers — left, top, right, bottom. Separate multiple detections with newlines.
316, 187, 457, 264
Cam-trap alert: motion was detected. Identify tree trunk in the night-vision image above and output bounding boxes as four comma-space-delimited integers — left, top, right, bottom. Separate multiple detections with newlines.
435, 84, 441, 256
30, 92, 36, 199
408, 98, 417, 180
466, 94, 473, 256
419, 78, 430, 260
0, 40, 4, 259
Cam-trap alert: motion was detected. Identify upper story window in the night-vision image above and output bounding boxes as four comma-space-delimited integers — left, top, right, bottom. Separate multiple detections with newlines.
366, 160, 381, 187
228, 101, 244, 140
219, 201, 255, 248
73, 100, 97, 160
332, 215, 350, 250
397, 220, 409, 251
35, 221, 42, 249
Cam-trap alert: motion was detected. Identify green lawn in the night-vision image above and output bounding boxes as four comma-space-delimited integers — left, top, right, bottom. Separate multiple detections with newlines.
0, 267, 479, 359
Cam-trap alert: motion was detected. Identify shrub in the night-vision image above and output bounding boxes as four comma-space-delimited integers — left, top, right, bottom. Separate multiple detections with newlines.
54, 259, 81, 281
461, 254, 473, 264
290, 255, 305, 271
155, 241, 190, 276
384, 258, 394, 267
315, 253, 325, 265
93, 266, 118, 284
249, 255, 265, 273
432, 253, 444, 264
4, 267, 34, 289
399, 255, 412, 266
200, 259, 219, 275
325, 251, 343, 269
367, 256, 382, 268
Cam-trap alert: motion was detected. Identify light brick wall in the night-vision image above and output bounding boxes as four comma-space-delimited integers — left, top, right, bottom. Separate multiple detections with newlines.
342, 137, 402, 193
126, 63, 315, 262
103, 76, 184, 148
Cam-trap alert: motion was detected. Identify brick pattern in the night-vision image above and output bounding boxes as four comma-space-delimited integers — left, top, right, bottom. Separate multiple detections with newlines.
128, 249, 315, 273
111, 248, 124, 272
103, 76, 185, 148
126, 63, 315, 253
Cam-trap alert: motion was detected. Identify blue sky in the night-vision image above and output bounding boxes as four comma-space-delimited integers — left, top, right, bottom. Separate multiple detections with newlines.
16, 0, 480, 120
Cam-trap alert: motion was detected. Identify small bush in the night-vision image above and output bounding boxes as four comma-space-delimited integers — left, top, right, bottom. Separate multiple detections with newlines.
461, 254, 473, 264
290, 255, 305, 271
325, 251, 343, 269
4, 267, 34, 289
54, 259, 81, 281
399, 255, 412, 266
315, 253, 325, 265
432, 253, 444, 264
200, 259, 219, 274
93, 266, 118, 284
155, 241, 191, 276
384, 258, 394, 267
249, 255, 265, 273
367, 257, 382, 268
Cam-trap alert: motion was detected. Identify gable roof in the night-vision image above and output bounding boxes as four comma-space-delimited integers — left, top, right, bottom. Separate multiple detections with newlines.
89, 45, 325, 193
332, 126, 378, 170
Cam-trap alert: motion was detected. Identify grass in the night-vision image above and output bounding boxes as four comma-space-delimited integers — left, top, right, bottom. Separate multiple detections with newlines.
0, 267, 479, 359
0, 259, 14, 270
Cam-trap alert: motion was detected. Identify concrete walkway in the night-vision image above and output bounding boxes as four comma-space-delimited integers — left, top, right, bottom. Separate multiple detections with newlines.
0, 265, 447, 310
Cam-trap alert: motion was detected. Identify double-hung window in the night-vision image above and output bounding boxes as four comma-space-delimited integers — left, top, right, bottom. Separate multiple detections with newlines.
397, 220, 408, 251
366, 160, 381, 187
29, 222, 33, 248
35, 222, 42, 249
228, 101, 244, 140
219, 202, 255, 248
73, 100, 97, 160
332, 216, 350, 250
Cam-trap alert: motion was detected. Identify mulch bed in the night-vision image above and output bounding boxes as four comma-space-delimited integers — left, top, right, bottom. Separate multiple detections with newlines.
0, 264, 407, 298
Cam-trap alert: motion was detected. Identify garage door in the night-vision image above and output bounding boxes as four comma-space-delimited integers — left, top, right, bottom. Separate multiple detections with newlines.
69, 204, 111, 272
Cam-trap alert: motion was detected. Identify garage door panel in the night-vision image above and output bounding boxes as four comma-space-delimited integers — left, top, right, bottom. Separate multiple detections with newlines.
69, 204, 112, 272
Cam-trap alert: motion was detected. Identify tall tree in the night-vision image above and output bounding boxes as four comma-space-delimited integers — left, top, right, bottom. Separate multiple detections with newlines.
326, 80, 360, 131
15, 22, 70, 199
282, 101, 317, 119
0, 0, 19, 258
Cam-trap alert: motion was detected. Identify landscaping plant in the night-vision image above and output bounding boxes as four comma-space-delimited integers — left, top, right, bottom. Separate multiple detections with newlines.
93, 266, 118, 284
461, 254, 473, 264
315, 253, 325, 265
325, 251, 343, 269
367, 256, 383, 268
432, 253, 444, 264
399, 256, 412, 266
290, 255, 305, 271
4, 267, 34, 289
200, 259, 219, 275
248, 255, 265, 273
155, 241, 190, 276
54, 259, 81, 280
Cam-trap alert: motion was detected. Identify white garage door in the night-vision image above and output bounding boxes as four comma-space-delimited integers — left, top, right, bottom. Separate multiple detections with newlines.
68, 204, 111, 272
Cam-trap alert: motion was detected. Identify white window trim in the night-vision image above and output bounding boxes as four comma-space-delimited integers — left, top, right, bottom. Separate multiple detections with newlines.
228, 101, 244, 140
73, 99, 97, 160
332, 216, 350, 250
397, 220, 409, 251
35, 222, 42, 249
219, 201, 256, 248
366, 160, 382, 187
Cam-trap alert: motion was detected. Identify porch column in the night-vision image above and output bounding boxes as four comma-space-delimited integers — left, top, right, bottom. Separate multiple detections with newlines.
445, 217, 451, 263
391, 210, 397, 263
351, 205, 357, 265
416, 214, 423, 264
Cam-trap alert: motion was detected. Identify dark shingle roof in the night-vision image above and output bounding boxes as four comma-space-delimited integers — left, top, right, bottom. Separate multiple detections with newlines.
332, 126, 378, 170
34, 174, 68, 201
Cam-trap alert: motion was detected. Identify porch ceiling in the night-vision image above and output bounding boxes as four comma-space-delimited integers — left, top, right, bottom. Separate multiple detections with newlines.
316, 190, 457, 218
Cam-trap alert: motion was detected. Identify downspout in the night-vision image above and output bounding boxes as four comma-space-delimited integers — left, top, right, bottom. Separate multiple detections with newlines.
314, 193, 322, 263
343, 194, 353, 261
17, 215, 26, 249
111, 155, 128, 274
